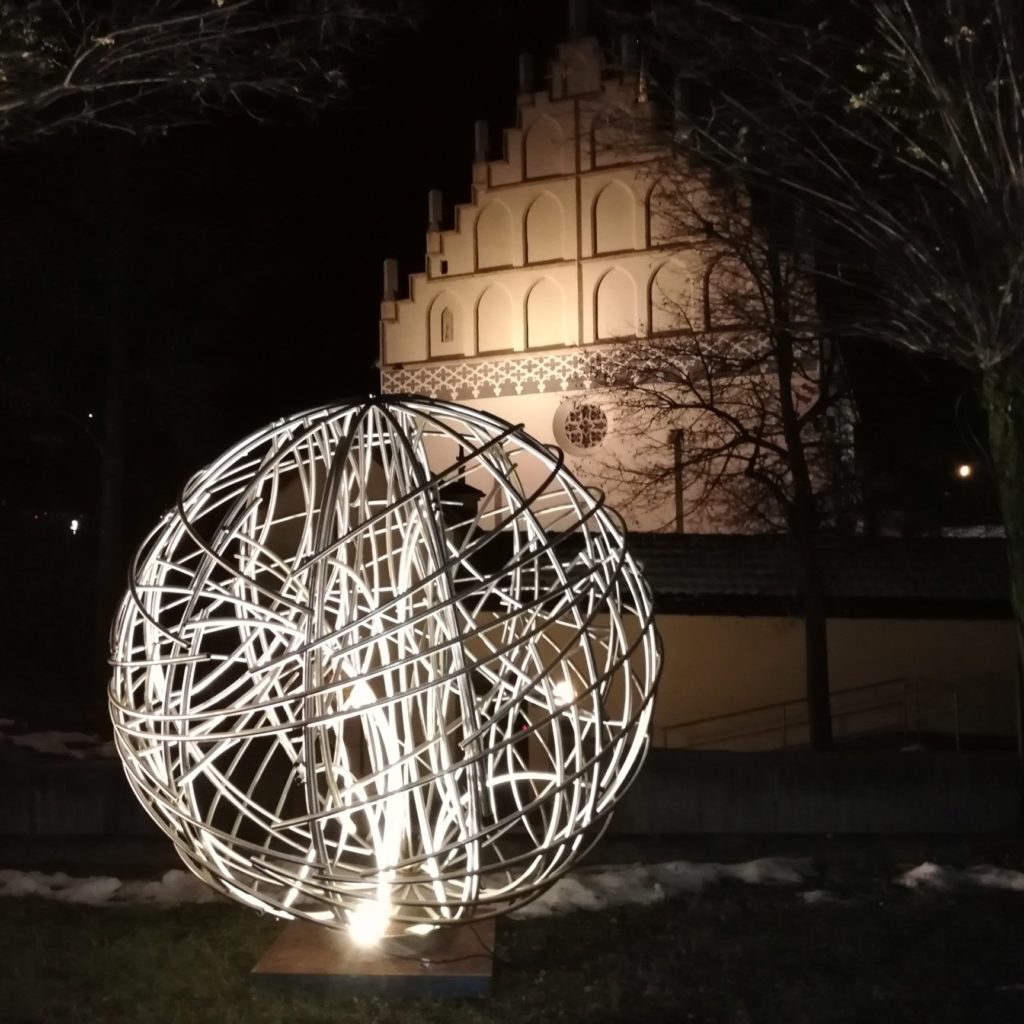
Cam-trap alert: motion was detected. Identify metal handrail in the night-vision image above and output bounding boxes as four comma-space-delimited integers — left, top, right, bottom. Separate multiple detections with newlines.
661, 676, 910, 747
660, 675, 974, 751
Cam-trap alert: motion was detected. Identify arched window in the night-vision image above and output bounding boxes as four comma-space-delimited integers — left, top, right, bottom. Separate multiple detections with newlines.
524, 115, 564, 178
525, 192, 564, 264
476, 285, 515, 353
595, 267, 636, 341
429, 291, 463, 355
593, 181, 635, 254
475, 201, 514, 269
526, 278, 565, 349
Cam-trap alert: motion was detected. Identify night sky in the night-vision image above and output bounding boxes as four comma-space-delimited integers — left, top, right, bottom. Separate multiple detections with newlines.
0, 0, 995, 721
2, 3, 567, 527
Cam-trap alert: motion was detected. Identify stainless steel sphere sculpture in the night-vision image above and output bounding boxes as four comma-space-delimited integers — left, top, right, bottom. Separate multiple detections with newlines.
109, 396, 660, 942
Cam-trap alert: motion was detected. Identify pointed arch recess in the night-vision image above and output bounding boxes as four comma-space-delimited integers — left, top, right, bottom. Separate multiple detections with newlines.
649, 260, 692, 335
526, 277, 565, 349
428, 291, 464, 356
593, 180, 635, 254
595, 267, 636, 341
525, 192, 564, 264
476, 285, 515, 354
475, 201, 514, 270
524, 115, 564, 178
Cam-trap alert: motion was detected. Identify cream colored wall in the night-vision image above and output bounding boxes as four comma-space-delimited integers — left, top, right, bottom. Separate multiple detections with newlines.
379, 38, 679, 365
378, 36, 748, 533
457, 607, 1014, 753
384, 246, 712, 365
377, 35, 802, 536
449, 391, 687, 532
654, 615, 1018, 749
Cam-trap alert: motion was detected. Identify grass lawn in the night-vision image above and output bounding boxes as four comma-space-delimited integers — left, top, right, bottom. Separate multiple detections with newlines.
3, 874, 1024, 1024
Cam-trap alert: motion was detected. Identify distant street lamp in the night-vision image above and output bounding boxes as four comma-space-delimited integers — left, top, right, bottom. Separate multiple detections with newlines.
956, 463, 974, 480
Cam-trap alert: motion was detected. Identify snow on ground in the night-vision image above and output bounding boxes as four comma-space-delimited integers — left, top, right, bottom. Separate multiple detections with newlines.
897, 862, 1024, 893
0, 721, 115, 759
1, 857, 1021, 914
800, 889, 842, 905
510, 857, 813, 918
0, 858, 814, 914
0, 868, 217, 905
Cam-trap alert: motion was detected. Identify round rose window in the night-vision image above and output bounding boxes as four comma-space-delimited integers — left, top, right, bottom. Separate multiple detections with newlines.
554, 402, 608, 454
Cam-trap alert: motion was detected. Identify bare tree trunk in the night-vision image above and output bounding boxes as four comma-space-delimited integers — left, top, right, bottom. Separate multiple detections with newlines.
983, 364, 1024, 743
765, 219, 834, 750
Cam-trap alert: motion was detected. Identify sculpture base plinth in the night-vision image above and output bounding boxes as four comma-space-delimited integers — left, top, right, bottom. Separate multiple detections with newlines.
251, 918, 495, 999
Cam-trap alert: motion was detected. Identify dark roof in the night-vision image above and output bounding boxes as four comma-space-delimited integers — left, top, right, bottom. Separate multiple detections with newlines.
625, 534, 1012, 619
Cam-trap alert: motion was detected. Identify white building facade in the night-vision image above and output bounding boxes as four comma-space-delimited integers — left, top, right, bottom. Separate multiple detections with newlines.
379, 34, 740, 532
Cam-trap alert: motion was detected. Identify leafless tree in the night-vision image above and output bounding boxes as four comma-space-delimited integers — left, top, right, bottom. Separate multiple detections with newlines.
589, 145, 853, 748
0, 0, 406, 144
626, 0, 1024, 734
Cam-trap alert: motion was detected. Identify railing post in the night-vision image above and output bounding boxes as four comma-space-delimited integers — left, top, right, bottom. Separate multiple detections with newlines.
903, 679, 910, 746
1016, 654, 1023, 766
953, 691, 961, 752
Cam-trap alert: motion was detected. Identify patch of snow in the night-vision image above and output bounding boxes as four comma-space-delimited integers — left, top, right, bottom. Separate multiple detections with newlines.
0, 869, 55, 897
898, 862, 953, 890
648, 860, 720, 892
897, 862, 1024, 893
723, 857, 811, 886
119, 871, 219, 905
964, 866, 1024, 891
0, 868, 218, 905
58, 876, 123, 903
0, 725, 116, 759
510, 857, 814, 918
801, 889, 840, 905
512, 875, 612, 917
10, 857, 1020, 917
941, 524, 1005, 538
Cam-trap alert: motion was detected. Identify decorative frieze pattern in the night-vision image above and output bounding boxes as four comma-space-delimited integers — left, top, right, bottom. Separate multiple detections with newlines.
382, 350, 601, 401
379, 335, 753, 402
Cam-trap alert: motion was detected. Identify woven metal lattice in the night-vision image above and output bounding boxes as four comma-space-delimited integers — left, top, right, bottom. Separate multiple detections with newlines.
109, 396, 660, 935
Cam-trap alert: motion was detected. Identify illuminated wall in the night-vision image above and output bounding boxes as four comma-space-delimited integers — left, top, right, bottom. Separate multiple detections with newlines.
653, 616, 1018, 751
379, 36, 737, 532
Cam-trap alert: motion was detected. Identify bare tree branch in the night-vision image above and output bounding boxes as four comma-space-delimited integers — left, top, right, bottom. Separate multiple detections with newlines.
627, 0, 1024, 745
0, 0, 410, 144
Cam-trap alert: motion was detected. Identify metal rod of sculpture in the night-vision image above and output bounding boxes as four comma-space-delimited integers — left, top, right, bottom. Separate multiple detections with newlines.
109, 396, 661, 944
